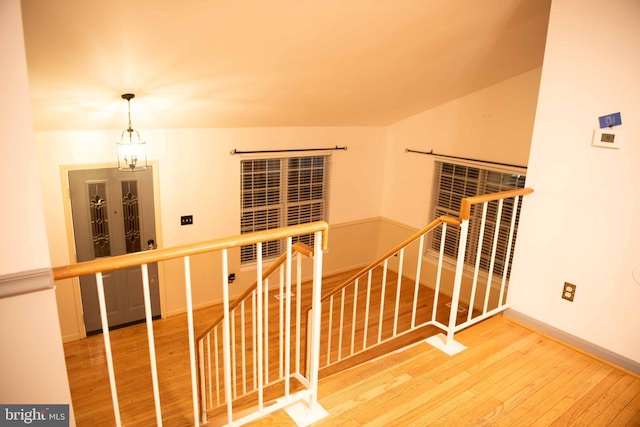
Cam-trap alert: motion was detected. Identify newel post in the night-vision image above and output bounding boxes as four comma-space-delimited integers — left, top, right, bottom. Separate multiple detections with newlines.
426, 219, 468, 355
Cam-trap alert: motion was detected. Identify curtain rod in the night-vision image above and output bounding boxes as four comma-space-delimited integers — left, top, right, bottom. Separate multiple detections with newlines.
231, 146, 347, 155
405, 149, 527, 170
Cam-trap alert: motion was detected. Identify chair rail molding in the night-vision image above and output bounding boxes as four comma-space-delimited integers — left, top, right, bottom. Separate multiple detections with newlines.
0, 268, 54, 298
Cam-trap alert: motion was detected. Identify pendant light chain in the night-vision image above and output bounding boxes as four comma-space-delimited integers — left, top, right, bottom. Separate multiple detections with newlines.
127, 98, 133, 134
123, 93, 135, 141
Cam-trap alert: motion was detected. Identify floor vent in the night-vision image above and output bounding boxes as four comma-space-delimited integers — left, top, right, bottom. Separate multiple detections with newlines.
445, 302, 467, 313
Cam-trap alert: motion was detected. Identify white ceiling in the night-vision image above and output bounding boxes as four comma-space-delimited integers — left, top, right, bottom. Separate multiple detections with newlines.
20, 0, 551, 131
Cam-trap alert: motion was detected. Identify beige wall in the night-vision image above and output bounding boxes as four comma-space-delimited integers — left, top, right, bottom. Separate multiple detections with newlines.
382, 68, 541, 229
508, 0, 640, 362
0, 0, 50, 275
373, 69, 542, 310
0, 0, 73, 421
40, 68, 543, 341
10, 0, 640, 414
43, 0, 640, 373
0, 290, 73, 415
36, 127, 387, 339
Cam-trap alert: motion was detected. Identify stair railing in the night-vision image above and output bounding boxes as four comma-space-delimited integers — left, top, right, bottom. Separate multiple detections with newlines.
314, 187, 533, 371
196, 241, 321, 425
312, 216, 460, 372
51, 221, 329, 427
429, 187, 534, 353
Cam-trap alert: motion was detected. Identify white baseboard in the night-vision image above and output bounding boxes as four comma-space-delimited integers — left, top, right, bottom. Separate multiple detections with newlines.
62, 333, 82, 343
505, 309, 640, 376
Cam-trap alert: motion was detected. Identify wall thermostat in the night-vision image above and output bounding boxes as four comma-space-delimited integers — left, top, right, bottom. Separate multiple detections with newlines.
592, 127, 622, 149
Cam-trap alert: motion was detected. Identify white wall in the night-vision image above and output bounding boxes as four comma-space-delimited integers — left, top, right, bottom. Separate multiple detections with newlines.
0, 0, 50, 275
508, 0, 640, 363
36, 126, 387, 338
382, 69, 541, 229
0, 291, 73, 414
0, 0, 73, 421
372, 69, 541, 307
37, 127, 385, 261
39, 68, 544, 338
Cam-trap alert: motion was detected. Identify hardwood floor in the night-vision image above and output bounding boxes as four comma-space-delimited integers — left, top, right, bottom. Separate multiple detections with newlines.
63, 270, 640, 426
251, 315, 640, 427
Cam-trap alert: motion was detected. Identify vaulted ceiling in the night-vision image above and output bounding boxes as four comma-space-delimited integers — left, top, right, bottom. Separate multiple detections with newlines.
20, 0, 551, 131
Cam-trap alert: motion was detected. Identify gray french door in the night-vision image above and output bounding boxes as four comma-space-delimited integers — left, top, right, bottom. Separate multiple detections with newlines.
69, 167, 160, 334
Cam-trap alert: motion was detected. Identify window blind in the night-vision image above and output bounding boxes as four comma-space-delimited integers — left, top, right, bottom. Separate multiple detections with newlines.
429, 161, 526, 278
240, 155, 330, 264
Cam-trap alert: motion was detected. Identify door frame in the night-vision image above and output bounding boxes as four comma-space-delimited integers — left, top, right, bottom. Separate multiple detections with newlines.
60, 161, 165, 339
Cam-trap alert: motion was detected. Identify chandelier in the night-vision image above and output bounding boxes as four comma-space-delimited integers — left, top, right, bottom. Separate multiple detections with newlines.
116, 93, 147, 172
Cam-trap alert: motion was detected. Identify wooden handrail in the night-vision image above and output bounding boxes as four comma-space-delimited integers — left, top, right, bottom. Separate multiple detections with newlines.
52, 221, 328, 281
196, 242, 314, 342
459, 188, 534, 221
322, 215, 461, 300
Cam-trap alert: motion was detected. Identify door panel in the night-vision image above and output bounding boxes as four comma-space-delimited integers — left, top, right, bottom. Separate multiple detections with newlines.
125, 267, 145, 310
69, 167, 160, 334
103, 273, 118, 317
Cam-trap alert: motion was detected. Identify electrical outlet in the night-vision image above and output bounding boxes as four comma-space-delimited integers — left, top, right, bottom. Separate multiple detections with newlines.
180, 215, 193, 226
562, 282, 576, 302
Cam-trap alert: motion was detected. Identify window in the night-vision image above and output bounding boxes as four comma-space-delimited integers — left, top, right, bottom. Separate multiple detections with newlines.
240, 155, 330, 264
429, 161, 526, 278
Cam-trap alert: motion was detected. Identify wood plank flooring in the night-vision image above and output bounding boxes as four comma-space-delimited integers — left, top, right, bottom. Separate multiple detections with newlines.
63, 269, 640, 426
250, 315, 640, 427
199, 266, 457, 419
